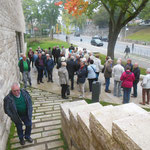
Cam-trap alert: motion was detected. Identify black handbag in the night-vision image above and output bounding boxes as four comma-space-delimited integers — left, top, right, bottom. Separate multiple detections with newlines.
67, 85, 70, 95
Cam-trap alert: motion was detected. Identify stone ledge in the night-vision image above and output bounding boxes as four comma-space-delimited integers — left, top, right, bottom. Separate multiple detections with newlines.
113, 112, 150, 150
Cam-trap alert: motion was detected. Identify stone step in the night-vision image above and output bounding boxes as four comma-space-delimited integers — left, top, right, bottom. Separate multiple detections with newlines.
112, 113, 150, 150
69, 103, 103, 150
90, 103, 147, 150
60, 100, 88, 149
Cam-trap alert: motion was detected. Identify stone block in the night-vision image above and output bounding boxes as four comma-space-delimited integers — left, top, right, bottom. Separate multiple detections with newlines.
90, 103, 146, 150
112, 113, 150, 150
60, 100, 87, 149
47, 140, 64, 149
69, 103, 102, 150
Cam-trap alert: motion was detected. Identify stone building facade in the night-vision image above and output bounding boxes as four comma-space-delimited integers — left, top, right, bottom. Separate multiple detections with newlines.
0, 0, 25, 149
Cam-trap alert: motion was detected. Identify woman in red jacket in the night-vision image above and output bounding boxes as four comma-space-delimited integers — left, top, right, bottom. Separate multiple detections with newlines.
120, 66, 135, 103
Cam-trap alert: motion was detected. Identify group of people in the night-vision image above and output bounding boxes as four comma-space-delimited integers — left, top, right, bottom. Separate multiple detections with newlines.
3, 43, 150, 147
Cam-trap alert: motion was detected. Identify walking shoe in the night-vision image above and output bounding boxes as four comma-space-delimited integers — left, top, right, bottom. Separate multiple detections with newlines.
25, 137, 33, 143
40, 81, 44, 83
105, 90, 111, 93
20, 139, 25, 145
131, 95, 137, 98
139, 102, 145, 105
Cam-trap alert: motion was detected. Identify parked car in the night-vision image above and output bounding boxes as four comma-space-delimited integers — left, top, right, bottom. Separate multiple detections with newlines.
91, 39, 103, 46
101, 36, 109, 42
74, 32, 80, 37
92, 35, 102, 40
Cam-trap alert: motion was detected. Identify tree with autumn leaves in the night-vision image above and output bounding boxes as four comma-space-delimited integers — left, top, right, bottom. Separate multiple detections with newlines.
55, 0, 149, 60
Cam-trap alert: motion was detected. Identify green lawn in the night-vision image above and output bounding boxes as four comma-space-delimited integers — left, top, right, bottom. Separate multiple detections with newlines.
127, 27, 150, 42
27, 38, 70, 53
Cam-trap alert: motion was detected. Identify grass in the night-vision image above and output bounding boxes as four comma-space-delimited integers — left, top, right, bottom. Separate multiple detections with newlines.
127, 27, 150, 42
6, 122, 16, 150
27, 38, 70, 53
85, 99, 150, 112
60, 129, 69, 150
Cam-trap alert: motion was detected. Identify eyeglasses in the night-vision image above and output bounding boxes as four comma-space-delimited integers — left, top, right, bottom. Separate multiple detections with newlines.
12, 89, 20, 92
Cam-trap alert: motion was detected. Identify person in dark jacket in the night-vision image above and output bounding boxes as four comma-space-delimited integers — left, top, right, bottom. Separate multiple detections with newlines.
125, 58, 133, 72
77, 61, 87, 98
52, 46, 56, 63
18, 55, 31, 88
132, 63, 140, 97
69, 44, 75, 51
104, 59, 113, 93
67, 56, 76, 90
124, 45, 130, 59
35, 53, 45, 84
55, 45, 61, 65
3, 83, 33, 145
45, 54, 54, 82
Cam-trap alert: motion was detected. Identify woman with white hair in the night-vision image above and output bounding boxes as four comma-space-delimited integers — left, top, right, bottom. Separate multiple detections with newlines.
58, 62, 69, 99
140, 68, 150, 105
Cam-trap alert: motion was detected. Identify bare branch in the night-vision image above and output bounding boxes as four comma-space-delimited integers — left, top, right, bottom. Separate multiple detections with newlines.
121, 0, 149, 27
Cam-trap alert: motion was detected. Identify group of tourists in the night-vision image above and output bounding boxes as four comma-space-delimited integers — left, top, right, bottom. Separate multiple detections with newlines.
3, 43, 150, 146
17, 44, 150, 104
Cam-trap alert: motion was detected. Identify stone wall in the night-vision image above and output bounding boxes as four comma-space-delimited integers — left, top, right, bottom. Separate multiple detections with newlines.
0, 0, 25, 149
61, 101, 150, 150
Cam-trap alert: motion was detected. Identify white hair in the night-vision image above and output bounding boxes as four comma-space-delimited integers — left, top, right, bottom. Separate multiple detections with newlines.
147, 68, 150, 73
117, 60, 121, 64
11, 82, 20, 89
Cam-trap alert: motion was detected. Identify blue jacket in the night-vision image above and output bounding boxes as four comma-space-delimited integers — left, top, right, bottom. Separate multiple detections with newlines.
77, 66, 87, 83
45, 58, 54, 71
3, 89, 33, 124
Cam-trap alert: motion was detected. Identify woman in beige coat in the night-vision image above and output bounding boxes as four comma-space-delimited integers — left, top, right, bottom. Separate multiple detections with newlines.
58, 62, 69, 99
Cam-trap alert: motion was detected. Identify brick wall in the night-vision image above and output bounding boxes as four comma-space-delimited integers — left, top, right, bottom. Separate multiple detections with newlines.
0, 0, 25, 149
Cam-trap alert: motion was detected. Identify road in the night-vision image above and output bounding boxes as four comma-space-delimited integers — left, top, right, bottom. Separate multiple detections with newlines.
54, 34, 150, 69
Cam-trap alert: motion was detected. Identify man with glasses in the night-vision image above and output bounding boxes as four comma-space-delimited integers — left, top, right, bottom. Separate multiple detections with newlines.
3, 83, 33, 145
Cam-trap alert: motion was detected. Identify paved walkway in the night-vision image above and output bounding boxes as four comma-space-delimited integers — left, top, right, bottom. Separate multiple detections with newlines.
10, 87, 73, 150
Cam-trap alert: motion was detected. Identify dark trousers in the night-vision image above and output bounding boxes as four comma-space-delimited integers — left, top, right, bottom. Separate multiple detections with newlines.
15, 115, 32, 140
53, 56, 56, 64
133, 83, 138, 97
61, 84, 68, 98
47, 70, 53, 81
69, 75, 74, 90
123, 87, 131, 104
105, 78, 110, 91
142, 89, 150, 104
56, 57, 59, 65
37, 67, 44, 82
88, 78, 96, 92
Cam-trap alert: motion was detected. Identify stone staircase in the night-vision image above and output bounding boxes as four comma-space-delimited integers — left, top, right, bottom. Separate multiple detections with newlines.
61, 101, 150, 150
10, 87, 73, 150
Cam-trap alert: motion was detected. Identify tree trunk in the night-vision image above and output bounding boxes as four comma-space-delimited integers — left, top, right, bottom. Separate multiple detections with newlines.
50, 28, 53, 40
107, 20, 121, 60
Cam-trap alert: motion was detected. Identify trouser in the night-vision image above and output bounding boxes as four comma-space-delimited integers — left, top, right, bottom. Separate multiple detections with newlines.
37, 67, 44, 82
53, 56, 56, 63
133, 83, 138, 97
142, 89, 150, 104
29, 58, 34, 68
15, 115, 32, 140
61, 84, 68, 98
44, 67, 47, 77
47, 70, 53, 81
22, 71, 31, 88
124, 53, 129, 58
88, 78, 96, 92
123, 87, 131, 104
56, 57, 59, 65
105, 78, 110, 91
114, 80, 122, 97
79, 83, 85, 97
69, 75, 74, 90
